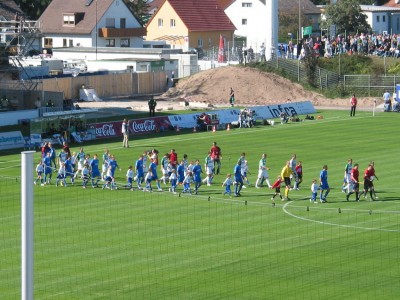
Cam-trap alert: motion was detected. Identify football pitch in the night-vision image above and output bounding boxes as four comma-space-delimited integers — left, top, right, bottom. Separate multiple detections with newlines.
1, 109, 400, 299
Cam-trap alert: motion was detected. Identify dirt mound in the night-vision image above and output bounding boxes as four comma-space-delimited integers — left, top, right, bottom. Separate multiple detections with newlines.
162, 66, 380, 109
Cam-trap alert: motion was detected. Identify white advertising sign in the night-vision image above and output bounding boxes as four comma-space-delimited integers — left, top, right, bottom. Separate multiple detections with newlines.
0, 131, 25, 150
168, 101, 316, 128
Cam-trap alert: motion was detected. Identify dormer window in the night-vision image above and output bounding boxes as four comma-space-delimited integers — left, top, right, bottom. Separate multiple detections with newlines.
63, 14, 75, 26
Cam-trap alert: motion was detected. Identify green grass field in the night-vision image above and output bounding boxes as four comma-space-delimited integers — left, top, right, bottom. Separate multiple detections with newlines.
1, 109, 400, 299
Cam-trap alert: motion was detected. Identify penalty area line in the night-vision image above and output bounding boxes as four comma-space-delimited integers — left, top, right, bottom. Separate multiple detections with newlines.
282, 201, 400, 233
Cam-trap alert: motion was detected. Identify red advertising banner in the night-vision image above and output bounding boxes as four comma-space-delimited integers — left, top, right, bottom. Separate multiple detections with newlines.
88, 116, 172, 139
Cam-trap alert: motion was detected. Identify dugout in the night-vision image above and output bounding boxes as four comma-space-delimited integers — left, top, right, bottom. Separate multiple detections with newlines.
30, 109, 97, 144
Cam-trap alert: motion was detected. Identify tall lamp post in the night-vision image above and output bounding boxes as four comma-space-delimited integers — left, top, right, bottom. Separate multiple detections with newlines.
298, 0, 301, 43
95, 0, 98, 61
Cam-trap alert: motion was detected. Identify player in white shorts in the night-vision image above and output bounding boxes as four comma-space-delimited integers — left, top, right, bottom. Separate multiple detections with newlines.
255, 153, 271, 188
203, 152, 214, 186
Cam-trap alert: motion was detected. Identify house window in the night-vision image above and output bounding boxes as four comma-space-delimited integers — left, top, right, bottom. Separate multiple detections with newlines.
120, 18, 126, 29
209, 38, 212, 47
383, 15, 386, 22
198, 39, 203, 47
63, 14, 75, 25
44, 38, 53, 47
106, 18, 115, 28
121, 38, 130, 47
106, 39, 115, 47
158, 18, 163, 27
377, 15, 380, 22
242, 19, 247, 25
63, 39, 67, 47
170, 19, 176, 28
242, 2, 252, 7
69, 39, 73, 47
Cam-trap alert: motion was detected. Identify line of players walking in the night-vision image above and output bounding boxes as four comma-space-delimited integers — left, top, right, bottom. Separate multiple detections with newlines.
34, 142, 379, 202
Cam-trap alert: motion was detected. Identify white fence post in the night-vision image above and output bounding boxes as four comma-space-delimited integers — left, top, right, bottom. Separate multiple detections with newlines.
21, 151, 35, 300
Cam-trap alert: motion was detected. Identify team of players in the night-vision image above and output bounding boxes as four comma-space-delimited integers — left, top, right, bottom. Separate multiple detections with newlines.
34, 142, 379, 201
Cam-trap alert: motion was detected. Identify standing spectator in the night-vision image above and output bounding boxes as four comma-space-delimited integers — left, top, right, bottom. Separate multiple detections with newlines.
233, 159, 243, 197
210, 141, 222, 175
350, 94, 357, 117
319, 165, 330, 203
383, 90, 391, 111
121, 119, 129, 148
148, 95, 157, 117
259, 42, 266, 62
229, 87, 235, 107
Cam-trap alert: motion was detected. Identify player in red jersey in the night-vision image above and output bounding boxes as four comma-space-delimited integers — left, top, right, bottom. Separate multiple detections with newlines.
270, 175, 283, 201
346, 163, 360, 201
360, 163, 378, 201
210, 141, 222, 175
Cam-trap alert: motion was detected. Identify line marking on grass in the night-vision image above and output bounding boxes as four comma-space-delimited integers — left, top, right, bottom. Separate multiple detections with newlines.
282, 201, 400, 232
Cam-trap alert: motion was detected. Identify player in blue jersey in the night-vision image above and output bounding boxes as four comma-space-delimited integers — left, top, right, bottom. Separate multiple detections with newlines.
48, 143, 57, 169
177, 160, 185, 185
42, 152, 53, 185
135, 155, 145, 190
234, 159, 244, 197
58, 148, 68, 167
108, 155, 121, 177
90, 154, 101, 188
192, 159, 203, 194
319, 165, 330, 202
145, 157, 162, 192
81, 164, 90, 189
64, 155, 75, 184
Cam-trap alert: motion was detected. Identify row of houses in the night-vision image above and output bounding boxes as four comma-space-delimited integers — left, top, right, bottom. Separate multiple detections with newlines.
3, 0, 400, 56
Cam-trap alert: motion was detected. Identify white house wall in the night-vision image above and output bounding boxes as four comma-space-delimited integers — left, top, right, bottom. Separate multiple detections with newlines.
90, 0, 143, 48
225, 0, 278, 59
226, 0, 267, 49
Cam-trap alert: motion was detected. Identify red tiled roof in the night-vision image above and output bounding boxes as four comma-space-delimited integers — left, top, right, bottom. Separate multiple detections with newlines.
148, 0, 164, 14
39, 0, 142, 35
167, 0, 236, 32
384, 0, 400, 7
0, 0, 24, 20
216, 0, 234, 10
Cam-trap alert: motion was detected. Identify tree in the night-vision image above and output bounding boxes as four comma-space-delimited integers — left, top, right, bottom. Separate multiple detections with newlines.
123, 0, 151, 25
15, 0, 52, 20
323, 0, 371, 35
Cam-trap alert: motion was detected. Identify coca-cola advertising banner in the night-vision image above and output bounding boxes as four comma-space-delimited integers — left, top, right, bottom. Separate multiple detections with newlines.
89, 116, 171, 138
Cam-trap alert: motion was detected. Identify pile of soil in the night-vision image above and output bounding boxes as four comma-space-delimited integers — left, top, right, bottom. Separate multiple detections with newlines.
162, 66, 381, 109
